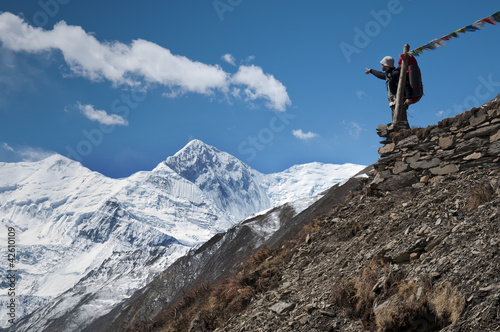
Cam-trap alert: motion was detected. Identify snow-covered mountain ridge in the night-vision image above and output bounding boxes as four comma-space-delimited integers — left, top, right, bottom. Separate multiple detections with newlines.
0, 139, 365, 330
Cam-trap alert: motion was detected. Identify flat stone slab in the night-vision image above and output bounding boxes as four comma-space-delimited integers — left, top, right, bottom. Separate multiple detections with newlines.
430, 164, 459, 175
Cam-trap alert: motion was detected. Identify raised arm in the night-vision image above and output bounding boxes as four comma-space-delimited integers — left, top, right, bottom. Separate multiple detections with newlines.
365, 68, 386, 80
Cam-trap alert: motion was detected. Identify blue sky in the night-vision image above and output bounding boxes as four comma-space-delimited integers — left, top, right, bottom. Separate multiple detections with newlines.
1, 0, 499, 178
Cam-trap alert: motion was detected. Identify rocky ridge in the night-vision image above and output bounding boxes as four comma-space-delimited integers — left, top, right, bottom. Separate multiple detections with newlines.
372, 94, 500, 191
136, 96, 500, 332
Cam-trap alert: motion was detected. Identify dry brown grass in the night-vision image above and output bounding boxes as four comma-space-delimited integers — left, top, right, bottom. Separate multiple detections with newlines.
329, 278, 357, 316
388, 125, 436, 145
161, 283, 213, 332
467, 182, 495, 212
330, 258, 398, 328
297, 217, 322, 241
388, 128, 414, 144
212, 278, 255, 316
138, 244, 290, 332
430, 282, 465, 325
211, 245, 284, 318
126, 283, 214, 332
353, 259, 390, 319
375, 280, 464, 331
338, 220, 362, 241
241, 246, 273, 272
330, 262, 465, 331
374, 280, 432, 331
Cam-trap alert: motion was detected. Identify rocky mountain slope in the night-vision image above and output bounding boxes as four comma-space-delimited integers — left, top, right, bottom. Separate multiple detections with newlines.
1, 140, 364, 331
216, 165, 499, 332
125, 96, 500, 332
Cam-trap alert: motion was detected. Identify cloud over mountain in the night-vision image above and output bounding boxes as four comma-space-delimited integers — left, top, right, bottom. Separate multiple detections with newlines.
77, 103, 129, 126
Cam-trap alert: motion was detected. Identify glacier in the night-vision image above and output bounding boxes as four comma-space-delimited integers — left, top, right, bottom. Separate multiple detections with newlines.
0, 139, 365, 331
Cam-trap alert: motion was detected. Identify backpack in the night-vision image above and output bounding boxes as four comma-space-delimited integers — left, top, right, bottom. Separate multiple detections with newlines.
398, 55, 423, 104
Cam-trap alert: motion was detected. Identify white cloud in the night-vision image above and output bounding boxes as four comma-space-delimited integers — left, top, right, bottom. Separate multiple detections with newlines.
231, 87, 241, 98
0, 13, 291, 111
0, 13, 227, 93
17, 147, 55, 162
343, 121, 362, 139
292, 129, 318, 140
245, 55, 255, 63
77, 103, 129, 126
162, 88, 185, 99
356, 91, 367, 99
0, 143, 54, 162
2, 142, 14, 152
222, 53, 236, 66
232, 65, 291, 111
435, 110, 449, 118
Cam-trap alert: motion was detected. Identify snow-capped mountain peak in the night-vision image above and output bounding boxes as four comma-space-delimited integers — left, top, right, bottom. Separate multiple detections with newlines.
166, 139, 242, 182
165, 140, 270, 222
1, 139, 365, 331
171, 138, 211, 156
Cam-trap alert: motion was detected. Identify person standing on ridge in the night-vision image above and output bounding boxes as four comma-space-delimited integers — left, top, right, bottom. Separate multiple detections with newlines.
365, 56, 412, 129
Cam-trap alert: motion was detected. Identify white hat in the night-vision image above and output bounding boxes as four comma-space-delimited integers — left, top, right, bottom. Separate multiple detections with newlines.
380, 56, 395, 67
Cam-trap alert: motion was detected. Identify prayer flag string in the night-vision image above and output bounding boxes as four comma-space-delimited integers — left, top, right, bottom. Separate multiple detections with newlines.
409, 11, 500, 57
